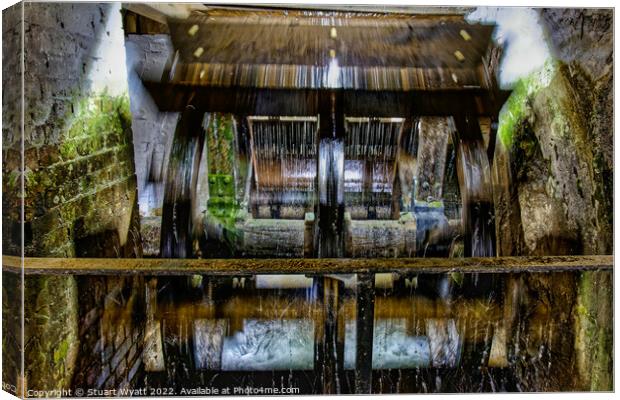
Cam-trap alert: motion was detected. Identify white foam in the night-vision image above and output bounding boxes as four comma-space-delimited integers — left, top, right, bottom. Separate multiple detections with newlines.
467, 7, 551, 88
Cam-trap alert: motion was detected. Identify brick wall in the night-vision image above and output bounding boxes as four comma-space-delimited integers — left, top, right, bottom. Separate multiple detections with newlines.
18, 2, 140, 258
2, 3, 146, 393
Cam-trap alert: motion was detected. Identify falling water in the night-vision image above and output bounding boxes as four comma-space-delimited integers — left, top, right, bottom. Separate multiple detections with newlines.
152, 101, 509, 392
160, 105, 205, 258
455, 126, 496, 258
139, 7, 591, 396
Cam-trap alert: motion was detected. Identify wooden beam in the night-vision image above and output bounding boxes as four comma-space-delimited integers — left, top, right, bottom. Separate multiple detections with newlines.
314, 276, 346, 394
122, 3, 168, 25
143, 82, 510, 118
3, 255, 612, 276
355, 273, 376, 393
168, 14, 494, 69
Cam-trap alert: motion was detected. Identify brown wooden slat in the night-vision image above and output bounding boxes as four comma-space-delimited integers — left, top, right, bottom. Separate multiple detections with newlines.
171, 63, 485, 91
143, 82, 510, 117
2, 255, 613, 276
168, 14, 494, 69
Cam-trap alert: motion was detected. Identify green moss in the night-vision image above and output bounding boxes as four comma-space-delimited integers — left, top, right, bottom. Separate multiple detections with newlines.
22, 90, 134, 231
428, 200, 443, 208
208, 174, 235, 198
25, 275, 79, 391
60, 92, 132, 161
205, 113, 235, 174
497, 60, 557, 147
576, 271, 613, 391
450, 272, 464, 286
204, 113, 242, 251
53, 339, 69, 364
5, 170, 21, 191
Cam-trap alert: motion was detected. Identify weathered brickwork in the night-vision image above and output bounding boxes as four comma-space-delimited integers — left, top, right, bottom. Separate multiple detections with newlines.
2, 3, 146, 394
0, 3, 142, 257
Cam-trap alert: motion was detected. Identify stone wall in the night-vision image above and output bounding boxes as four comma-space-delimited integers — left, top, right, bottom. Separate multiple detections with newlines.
2, 3, 145, 394
492, 8, 613, 391
541, 8, 613, 254
1, 3, 24, 396
493, 8, 612, 257
16, 2, 140, 258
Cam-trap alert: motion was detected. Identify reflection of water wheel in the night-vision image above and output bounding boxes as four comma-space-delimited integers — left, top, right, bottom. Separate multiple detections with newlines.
160, 105, 205, 258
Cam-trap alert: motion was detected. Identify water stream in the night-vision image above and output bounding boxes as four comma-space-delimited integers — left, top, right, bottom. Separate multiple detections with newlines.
141, 98, 534, 395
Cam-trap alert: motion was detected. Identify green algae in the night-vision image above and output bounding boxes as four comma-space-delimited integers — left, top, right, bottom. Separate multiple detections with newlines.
204, 114, 242, 251
61, 92, 131, 160
575, 271, 612, 391
497, 60, 556, 148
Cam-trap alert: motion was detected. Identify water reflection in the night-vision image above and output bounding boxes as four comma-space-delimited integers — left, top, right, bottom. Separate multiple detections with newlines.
137, 272, 512, 393
59, 268, 609, 394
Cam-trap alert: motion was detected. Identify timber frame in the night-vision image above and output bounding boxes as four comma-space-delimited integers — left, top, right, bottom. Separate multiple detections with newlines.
3, 255, 612, 276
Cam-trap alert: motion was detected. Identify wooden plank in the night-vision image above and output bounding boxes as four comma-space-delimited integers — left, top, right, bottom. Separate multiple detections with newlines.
193, 319, 227, 370
143, 320, 165, 372
168, 14, 494, 69
2, 255, 612, 276
122, 3, 168, 25
174, 63, 485, 91
142, 82, 511, 117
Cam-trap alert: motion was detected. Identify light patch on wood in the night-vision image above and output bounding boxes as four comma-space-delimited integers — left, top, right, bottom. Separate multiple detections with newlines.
193, 319, 228, 370
143, 320, 165, 372
488, 324, 509, 367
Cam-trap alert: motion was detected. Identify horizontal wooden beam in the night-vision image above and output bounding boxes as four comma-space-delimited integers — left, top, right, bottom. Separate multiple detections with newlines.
2, 255, 612, 276
168, 13, 493, 69
144, 83, 510, 117
171, 62, 486, 91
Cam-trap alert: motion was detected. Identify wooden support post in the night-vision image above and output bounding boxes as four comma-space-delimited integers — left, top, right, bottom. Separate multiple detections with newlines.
355, 273, 376, 394
363, 160, 375, 219
391, 171, 402, 220
343, 212, 352, 257
390, 118, 406, 219
304, 212, 316, 258
486, 118, 498, 167
143, 278, 165, 372
313, 276, 345, 394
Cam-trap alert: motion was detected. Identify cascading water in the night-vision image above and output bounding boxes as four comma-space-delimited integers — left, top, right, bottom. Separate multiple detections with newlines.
151, 101, 508, 393
138, 6, 595, 395
456, 137, 496, 258
160, 105, 205, 258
